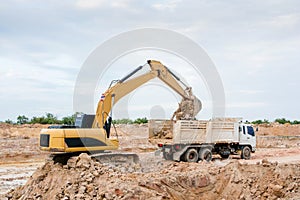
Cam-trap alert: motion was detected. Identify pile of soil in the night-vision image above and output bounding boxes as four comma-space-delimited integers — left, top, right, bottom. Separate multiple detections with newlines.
6, 153, 300, 200
256, 123, 300, 136
0, 123, 48, 138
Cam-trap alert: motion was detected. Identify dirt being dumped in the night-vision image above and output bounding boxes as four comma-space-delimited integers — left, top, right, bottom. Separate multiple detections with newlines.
6, 153, 300, 200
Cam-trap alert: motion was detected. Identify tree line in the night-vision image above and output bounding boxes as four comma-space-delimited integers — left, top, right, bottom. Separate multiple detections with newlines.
2, 114, 148, 125
4, 113, 76, 125
112, 117, 148, 124
2, 115, 299, 125
250, 118, 300, 125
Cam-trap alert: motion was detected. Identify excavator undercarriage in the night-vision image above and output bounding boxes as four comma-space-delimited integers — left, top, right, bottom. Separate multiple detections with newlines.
50, 151, 139, 167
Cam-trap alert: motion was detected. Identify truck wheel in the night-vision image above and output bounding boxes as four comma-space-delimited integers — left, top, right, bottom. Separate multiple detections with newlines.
184, 148, 198, 162
199, 148, 212, 162
241, 146, 251, 160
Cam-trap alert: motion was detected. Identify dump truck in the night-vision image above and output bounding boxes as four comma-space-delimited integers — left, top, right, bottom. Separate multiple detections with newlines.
156, 118, 256, 162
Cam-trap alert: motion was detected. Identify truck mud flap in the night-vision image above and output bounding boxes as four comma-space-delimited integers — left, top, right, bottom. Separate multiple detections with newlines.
173, 146, 189, 161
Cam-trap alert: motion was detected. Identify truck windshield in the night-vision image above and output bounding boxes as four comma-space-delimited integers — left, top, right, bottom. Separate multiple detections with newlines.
247, 126, 255, 136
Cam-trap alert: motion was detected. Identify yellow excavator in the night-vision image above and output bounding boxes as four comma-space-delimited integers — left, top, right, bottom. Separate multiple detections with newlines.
39, 60, 201, 163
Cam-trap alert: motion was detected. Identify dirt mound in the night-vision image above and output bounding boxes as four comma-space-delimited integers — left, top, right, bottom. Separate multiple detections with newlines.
0, 123, 49, 165
256, 123, 300, 136
6, 154, 300, 200
0, 123, 49, 139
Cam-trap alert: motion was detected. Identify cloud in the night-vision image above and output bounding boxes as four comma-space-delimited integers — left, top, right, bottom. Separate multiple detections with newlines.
227, 102, 267, 109
111, 0, 132, 8
152, 0, 182, 12
260, 13, 300, 29
75, 0, 132, 9
0, 0, 300, 121
75, 0, 107, 9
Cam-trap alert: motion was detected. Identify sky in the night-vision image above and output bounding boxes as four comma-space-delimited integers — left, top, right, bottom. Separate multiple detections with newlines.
0, 0, 300, 122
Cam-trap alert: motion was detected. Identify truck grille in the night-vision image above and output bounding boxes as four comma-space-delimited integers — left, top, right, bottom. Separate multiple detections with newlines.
40, 134, 50, 147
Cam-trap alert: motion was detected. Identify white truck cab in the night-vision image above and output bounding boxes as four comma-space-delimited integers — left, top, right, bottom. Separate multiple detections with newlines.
239, 124, 256, 152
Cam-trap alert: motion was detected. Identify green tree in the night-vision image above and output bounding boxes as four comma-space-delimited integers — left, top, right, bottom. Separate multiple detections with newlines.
44, 113, 57, 124
133, 117, 148, 124
17, 115, 29, 124
62, 115, 76, 125
251, 119, 270, 124
251, 119, 263, 124
5, 119, 14, 124
112, 118, 133, 124
291, 120, 300, 125
274, 118, 290, 124
30, 113, 61, 124
30, 116, 44, 124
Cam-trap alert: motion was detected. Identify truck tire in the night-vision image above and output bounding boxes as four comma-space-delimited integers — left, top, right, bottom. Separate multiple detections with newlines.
184, 148, 198, 162
199, 148, 212, 162
241, 146, 251, 160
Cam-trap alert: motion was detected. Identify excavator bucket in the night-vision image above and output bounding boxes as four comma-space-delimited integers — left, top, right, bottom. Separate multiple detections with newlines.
193, 96, 202, 117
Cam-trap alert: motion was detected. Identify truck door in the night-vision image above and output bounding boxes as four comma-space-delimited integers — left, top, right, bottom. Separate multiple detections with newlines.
246, 126, 256, 150
239, 125, 248, 144
239, 125, 256, 150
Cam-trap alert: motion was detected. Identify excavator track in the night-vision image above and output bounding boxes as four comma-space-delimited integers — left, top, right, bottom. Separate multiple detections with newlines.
50, 152, 139, 166
91, 152, 139, 165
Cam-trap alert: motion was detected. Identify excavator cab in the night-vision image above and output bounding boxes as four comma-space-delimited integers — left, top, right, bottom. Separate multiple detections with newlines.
75, 114, 95, 128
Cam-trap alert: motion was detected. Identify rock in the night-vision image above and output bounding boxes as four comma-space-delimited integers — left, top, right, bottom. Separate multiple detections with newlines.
81, 182, 88, 186
232, 171, 242, 183
76, 153, 92, 169
86, 184, 94, 193
261, 159, 271, 167
86, 178, 93, 182
114, 188, 124, 197
286, 182, 296, 192
269, 184, 283, 197
78, 186, 86, 194
74, 193, 85, 199
92, 171, 99, 177
67, 157, 78, 169
261, 159, 269, 164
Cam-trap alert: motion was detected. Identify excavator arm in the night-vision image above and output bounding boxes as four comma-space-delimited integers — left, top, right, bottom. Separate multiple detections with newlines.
93, 60, 202, 132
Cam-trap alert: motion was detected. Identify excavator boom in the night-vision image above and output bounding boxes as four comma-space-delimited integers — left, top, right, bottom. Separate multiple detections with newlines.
93, 60, 201, 129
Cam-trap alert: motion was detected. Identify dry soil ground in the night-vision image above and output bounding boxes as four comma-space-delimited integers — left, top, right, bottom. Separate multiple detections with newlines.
0, 123, 299, 199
